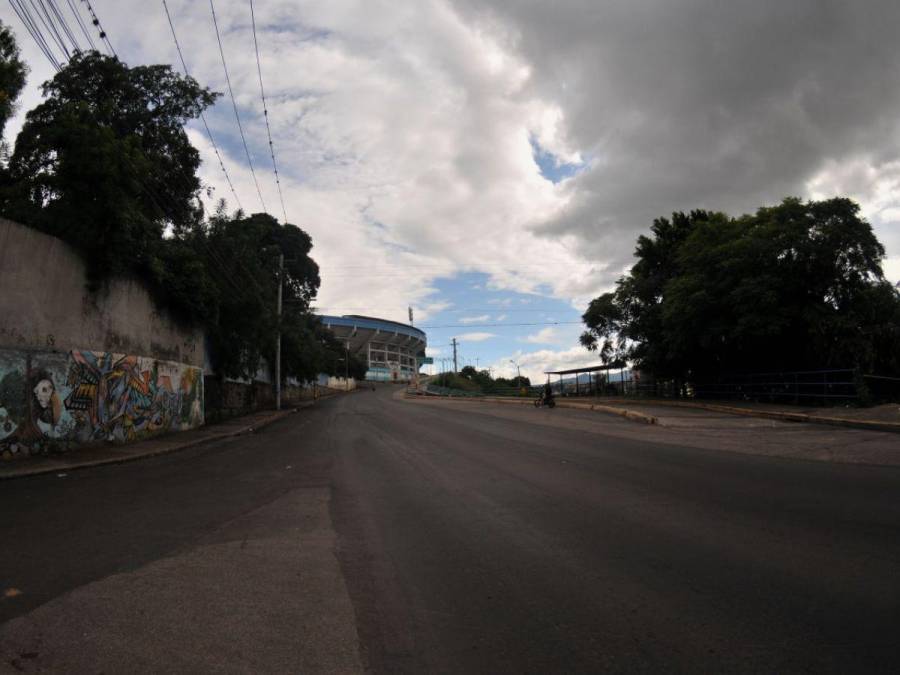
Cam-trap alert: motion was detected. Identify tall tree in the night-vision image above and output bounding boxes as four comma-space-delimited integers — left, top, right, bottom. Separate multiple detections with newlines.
164, 210, 322, 381
1, 51, 217, 279
582, 198, 900, 380
0, 20, 27, 144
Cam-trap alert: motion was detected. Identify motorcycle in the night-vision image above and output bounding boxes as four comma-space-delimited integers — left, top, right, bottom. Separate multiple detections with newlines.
534, 392, 556, 408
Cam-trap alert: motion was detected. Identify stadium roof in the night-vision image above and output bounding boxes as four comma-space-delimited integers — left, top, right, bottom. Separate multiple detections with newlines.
319, 314, 426, 342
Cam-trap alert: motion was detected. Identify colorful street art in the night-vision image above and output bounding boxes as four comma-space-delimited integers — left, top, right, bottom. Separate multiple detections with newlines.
0, 349, 203, 460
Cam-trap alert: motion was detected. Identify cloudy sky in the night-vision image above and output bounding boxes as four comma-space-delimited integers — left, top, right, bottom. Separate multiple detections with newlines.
4, 0, 900, 381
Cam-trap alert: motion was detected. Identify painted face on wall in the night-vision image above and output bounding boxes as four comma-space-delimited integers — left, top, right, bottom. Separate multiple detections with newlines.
33, 379, 54, 409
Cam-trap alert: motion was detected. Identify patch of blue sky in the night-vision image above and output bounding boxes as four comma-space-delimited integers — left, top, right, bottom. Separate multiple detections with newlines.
529, 136, 586, 184
418, 272, 584, 372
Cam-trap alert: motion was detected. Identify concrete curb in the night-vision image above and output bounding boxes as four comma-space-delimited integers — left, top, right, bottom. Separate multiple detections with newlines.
405, 392, 659, 425
0, 407, 303, 481
600, 398, 900, 434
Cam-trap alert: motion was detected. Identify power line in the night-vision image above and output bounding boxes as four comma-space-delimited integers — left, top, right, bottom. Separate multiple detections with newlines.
90, 3, 271, 306
162, 0, 244, 213
65, 0, 96, 50
46, 0, 81, 53
316, 306, 574, 314
249, 0, 288, 224
420, 321, 583, 329
9, 1, 270, 310
8, 0, 62, 70
29, 0, 70, 58
41, 0, 78, 55
79, 0, 116, 56
326, 260, 600, 270
209, 0, 267, 213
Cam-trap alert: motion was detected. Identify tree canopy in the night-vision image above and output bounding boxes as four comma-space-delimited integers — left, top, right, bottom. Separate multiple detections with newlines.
0, 21, 27, 145
1, 51, 216, 278
164, 209, 322, 379
0, 50, 354, 384
581, 198, 900, 380
449, 366, 531, 392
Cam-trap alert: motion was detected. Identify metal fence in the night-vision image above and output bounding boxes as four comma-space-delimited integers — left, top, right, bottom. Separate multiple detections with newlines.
417, 370, 900, 405
601, 369, 900, 405
690, 369, 858, 404
862, 374, 900, 404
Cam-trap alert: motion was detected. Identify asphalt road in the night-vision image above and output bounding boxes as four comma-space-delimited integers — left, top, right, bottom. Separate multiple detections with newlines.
2, 386, 899, 673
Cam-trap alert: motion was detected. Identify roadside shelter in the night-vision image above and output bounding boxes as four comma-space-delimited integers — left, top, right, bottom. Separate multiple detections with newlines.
544, 361, 629, 396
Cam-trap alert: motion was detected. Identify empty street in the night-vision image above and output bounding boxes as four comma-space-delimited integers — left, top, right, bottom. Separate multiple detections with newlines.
1, 386, 899, 673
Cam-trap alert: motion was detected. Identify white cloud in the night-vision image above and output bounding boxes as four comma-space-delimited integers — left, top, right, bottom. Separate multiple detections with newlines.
415, 300, 454, 322
459, 314, 490, 324
495, 314, 507, 321
883, 257, 900, 285
3, 0, 599, 328
491, 346, 601, 382
4, 0, 899, 331
805, 156, 900, 266
519, 326, 559, 344
456, 332, 496, 342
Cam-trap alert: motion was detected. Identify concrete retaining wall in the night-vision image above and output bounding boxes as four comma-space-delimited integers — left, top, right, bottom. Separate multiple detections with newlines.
0, 348, 203, 461
203, 377, 275, 423
0, 218, 203, 367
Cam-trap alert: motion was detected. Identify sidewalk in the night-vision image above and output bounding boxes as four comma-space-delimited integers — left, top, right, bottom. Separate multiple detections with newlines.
408, 390, 900, 433
599, 398, 900, 433
0, 405, 307, 481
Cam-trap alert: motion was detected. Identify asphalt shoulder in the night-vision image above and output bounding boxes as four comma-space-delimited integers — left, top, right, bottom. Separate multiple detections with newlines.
0, 406, 304, 481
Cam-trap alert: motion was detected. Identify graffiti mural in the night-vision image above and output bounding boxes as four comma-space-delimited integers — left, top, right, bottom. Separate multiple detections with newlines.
0, 349, 203, 461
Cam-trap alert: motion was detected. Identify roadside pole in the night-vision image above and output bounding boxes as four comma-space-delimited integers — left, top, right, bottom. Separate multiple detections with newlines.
275, 253, 283, 410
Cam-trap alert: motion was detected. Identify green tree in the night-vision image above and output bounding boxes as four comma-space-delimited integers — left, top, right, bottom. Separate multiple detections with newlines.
0, 21, 27, 145
1, 51, 217, 279
581, 198, 900, 381
169, 210, 321, 381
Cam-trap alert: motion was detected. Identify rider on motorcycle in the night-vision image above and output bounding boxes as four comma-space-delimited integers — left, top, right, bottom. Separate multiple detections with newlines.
542, 381, 554, 404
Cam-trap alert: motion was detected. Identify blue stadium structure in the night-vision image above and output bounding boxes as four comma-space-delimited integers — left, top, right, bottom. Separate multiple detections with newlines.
319, 315, 427, 382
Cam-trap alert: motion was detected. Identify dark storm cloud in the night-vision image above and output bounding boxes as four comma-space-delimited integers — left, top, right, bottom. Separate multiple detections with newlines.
452, 0, 900, 273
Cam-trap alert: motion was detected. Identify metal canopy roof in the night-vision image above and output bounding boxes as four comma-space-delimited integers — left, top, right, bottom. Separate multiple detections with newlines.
544, 361, 627, 375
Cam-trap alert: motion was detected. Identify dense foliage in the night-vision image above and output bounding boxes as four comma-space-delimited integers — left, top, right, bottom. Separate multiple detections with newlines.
581, 198, 900, 380
1, 51, 216, 278
0, 20, 27, 145
0, 43, 353, 384
442, 366, 532, 392
155, 208, 322, 379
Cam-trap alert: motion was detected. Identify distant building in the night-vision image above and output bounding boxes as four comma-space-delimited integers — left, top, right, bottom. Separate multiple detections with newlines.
319, 315, 427, 382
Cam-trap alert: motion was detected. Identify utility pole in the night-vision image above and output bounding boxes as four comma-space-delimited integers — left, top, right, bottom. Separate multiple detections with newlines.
451, 338, 458, 373
275, 253, 283, 410
509, 359, 521, 384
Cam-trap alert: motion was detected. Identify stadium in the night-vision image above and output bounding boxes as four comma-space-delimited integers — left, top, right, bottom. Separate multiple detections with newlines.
319, 315, 427, 382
